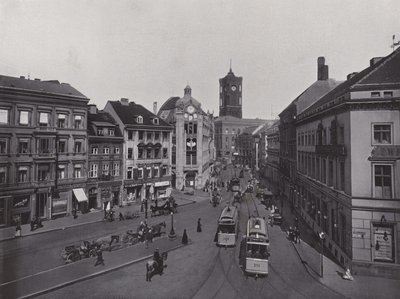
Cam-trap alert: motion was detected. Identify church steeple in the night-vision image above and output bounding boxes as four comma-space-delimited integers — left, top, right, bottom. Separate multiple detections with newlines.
219, 67, 243, 118
184, 85, 192, 95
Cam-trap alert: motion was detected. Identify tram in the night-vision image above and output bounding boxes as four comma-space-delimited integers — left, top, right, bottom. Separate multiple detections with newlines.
230, 177, 241, 192
240, 217, 270, 277
216, 205, 239, 247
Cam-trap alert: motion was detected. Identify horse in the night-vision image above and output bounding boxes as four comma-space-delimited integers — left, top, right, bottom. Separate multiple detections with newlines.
146, 251, 168, 281
95, 230, 139, 251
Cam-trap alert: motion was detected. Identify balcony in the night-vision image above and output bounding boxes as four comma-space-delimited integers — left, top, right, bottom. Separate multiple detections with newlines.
370, 145, 400, 160
315, 144, 346, 156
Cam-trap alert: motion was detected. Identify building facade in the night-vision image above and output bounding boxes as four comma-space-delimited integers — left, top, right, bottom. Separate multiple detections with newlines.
263, 120, 280, 185
104, 98, 173, 205
87, 104, 123, 210
0, 75, 89, 226
158, 86, 215, 190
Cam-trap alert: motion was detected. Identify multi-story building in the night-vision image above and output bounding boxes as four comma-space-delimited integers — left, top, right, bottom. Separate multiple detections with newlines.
263, 120, 280, 185
279, 57, 341, 207
296, 49, 400, 276
0, 75, 89, 226
215, 68, 270, 162
87, 104, 123, 210
104, 98, 173, 205
158, 85, 215, 190
235, 126, 258, 168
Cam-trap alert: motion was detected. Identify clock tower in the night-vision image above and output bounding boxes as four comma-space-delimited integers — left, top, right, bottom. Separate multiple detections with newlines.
219, 67, 242, 118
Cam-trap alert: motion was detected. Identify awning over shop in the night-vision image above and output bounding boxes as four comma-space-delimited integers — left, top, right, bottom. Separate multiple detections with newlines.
73, 188, 88, 202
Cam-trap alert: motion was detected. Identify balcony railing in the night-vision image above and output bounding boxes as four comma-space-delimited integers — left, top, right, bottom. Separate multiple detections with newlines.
315, 144, 346, 156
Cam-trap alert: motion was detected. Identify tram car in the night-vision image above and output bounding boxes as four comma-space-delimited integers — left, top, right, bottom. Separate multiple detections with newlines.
240, 217, 270, 278
216, 205, 239, 247
230, 177, 241, 192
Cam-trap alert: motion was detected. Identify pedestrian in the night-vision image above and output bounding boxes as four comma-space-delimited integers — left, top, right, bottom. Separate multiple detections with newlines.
197, 218, 202, 232
94, 248, 104, 266
182, 229, 188, 245
15, 222, 22, 237
295, 227, 301, 244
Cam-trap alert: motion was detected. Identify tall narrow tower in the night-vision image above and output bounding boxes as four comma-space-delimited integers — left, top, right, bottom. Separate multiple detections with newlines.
219, 66, 243, 118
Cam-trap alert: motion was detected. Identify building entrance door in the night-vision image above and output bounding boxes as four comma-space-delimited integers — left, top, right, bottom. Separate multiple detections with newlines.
36, 193, 47, 218
185, 172, 196, 188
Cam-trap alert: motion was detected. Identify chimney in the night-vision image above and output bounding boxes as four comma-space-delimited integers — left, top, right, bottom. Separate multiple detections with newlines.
370, 57, 383, 66
153, 101, 157, 115
88, 104, 97, 114
120, 98, 129, 106
347, 72, 358, 80
317, 57, 329, 81
34, 78, 41, 81
20, 76, 25, 79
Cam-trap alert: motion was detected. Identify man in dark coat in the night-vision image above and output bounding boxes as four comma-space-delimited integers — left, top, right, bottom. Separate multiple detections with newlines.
94, 249, 104, 266
197, 218, 202, 232
182, 229, 188, 245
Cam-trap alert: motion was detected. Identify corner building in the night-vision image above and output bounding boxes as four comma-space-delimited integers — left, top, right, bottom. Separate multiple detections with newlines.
158, 85, 215, 190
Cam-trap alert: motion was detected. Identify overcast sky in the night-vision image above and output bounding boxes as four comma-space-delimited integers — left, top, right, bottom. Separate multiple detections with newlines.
1, 0, 399, 119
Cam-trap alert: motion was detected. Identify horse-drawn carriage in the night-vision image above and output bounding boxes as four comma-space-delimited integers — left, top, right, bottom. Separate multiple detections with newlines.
61, 240, 99, 263
150, 197, 177, 217
210, 193, 221, 207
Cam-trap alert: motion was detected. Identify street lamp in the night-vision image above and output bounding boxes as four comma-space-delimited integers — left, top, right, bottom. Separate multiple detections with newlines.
168, 212, 177, 240
319, 231, 326, 277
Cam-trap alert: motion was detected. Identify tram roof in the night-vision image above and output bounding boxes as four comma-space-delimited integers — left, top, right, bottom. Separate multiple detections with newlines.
219, 205, 238, 222
247, 217, 268, 238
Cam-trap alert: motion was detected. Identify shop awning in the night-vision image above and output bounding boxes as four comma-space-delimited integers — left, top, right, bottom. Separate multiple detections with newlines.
73, 188, 88, 203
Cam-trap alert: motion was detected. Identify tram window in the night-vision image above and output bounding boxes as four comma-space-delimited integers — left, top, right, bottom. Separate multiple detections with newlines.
247, 244, 268, 258
218, 224, 235, 233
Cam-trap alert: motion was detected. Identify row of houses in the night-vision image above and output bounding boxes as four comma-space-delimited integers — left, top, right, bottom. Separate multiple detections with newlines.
0, 75, 216, 227
259, 49, 400, 277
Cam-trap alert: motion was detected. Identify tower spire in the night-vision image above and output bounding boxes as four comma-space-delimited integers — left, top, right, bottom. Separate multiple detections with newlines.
229, 59, 232, 72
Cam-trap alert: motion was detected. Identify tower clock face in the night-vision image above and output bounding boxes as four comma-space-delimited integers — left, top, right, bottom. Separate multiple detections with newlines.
187, 105, 195, 114
231, 85, 237, 91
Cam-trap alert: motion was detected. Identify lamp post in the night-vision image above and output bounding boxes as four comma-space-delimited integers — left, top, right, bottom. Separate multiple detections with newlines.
319, 232, 326, 277
168, 212, 177, 240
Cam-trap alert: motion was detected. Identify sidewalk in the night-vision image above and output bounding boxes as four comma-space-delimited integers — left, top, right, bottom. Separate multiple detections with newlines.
0, 189, 206, 243
259, 175, 400, 299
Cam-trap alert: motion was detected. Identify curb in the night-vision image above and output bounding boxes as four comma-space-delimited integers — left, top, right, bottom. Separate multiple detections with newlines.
0, 201, 197, 243
19, 241, 191, 299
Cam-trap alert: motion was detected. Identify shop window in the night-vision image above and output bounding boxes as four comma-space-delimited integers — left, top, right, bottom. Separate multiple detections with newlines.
374, 164, 393, 198
373, 124, 392, 145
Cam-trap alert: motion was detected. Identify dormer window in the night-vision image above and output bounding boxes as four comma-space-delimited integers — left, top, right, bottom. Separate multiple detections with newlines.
136, 116, 143, 124
109, 129, 115, 136
97, 129, 104, 136
153, 118, 159, 125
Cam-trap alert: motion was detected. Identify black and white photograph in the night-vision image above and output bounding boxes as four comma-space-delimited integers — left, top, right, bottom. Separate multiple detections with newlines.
0, 0, 400, 298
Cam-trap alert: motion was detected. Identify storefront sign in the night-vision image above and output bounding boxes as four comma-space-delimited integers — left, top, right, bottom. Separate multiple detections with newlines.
372, 224, 394, 263
155, 181, 170, 187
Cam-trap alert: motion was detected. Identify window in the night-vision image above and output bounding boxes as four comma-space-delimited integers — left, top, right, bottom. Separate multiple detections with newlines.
89, 164, 98, 178
146, 148, 152, 159
57, 114, 66, 128
128, 131, 133, 140
0, 139, 7, 154
138, 168, 143, 179
154, 147, 160, 159
127, 167, 133, 179
57, 165, 66, 179
0, 109, 8, 124
328, 160, 334, 187
58, 140, 67, 153
114, 147, 120, 154
339, 162, 345, 191
39, 112, 49, 126
153, 118, 159, 125
145, 167, 151, 178
373, 124, 391, 144
18, 166, 28, 182
109, 129, 114, 136
0, 166, 7, 184
74, 140, 82, 153
162, 148, 168, 158
102, 164, 109, 175
374, 165, 392, 199
338, 126, 344, 145
19, 111, 30, 125
39, 138, 51, 154
138, 148, 144, 159
139, 131, 144, 140
162, 132, 167, 141
321, 159, 326, 184
371, 92, 381, 97
383, 91, 393, 98
153, 166, 159, 177
18, 139, 29, 154
112, 163, 120, 176
74, 115, 82, 129
128, 148, 133, 159
74, 164, 82, 178
91, 147, 98, 155
103, 147, 110, 154
97, 129, 104, 136
162, 166, 167, 176
38, 164, 50, 181
155, 132, 160, 140
137, 116, 143, 123
147, 132, 152, 141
